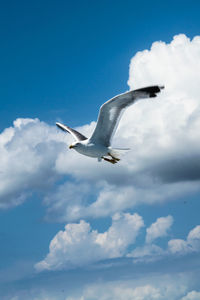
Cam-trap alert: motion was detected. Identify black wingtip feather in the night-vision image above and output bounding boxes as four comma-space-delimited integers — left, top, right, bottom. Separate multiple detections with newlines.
134, 85, 164, 96
149, 93, 157, 98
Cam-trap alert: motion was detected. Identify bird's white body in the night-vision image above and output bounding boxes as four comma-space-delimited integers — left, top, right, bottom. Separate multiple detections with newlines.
72, 140, 109, 158
56, 85, 164, 164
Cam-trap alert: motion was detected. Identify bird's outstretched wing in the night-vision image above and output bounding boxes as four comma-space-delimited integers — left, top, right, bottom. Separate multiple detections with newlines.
90, 85, 164, 146
56, 122, 87, 141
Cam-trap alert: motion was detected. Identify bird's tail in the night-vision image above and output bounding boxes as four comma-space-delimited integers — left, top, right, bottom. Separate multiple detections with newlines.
109, 147, 130, 159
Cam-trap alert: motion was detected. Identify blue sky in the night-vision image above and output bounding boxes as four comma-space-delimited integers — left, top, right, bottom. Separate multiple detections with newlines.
1, 1, 200, 299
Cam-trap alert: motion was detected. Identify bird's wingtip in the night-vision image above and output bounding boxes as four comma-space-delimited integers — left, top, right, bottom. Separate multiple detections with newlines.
56, 122, 66, 131
56, 122, 63, 128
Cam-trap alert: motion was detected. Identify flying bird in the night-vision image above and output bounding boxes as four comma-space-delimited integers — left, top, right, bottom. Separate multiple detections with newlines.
56, 85, 164, 164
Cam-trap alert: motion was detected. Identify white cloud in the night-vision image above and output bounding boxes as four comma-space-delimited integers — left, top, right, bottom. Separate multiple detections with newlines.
35, 212, 144, 271
168, 239, 190, 254
10, 293, 57, 300
127, 244, 165, 263
49, 34, 200, 220
44, 179, 200, 222
5, 277, 195, 300
1, 34, 200, 221
181, 291, 200, 300
145, 215, 173, 244
5, 274, 200, 300
44, 181, 92, 222
64, 275, 189, 300
128, 222, 200, 263
168, 225, 200, 255
80, 284, 162, 300
187, 225, 200, 241
0, 118, 67, 209
35, 206, 200, 272
127, 216, 173, 262
5, 270, 200, 300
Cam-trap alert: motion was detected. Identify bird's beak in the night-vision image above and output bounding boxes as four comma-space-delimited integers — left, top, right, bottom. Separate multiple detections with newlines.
69, 145, 73, 149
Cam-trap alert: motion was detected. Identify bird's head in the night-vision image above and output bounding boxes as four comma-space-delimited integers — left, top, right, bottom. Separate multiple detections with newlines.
69, 142, 79, 149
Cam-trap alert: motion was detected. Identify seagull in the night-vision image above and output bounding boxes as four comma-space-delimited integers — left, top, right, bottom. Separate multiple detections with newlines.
56, 85, 164, 164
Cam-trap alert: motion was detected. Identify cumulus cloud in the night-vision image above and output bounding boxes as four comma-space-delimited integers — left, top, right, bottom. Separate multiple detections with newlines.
127, 216, 173, 261
6, 275, 199, 300
168, 225, 200, 255
128, 224, 200, 263
181, 291, 200, 300
47, 34, 200, 221
145, 215, 173, 244
0, 118, 67, 209
66, 285, 200, 300
1, 34, 200, 221
127, 34, 200, 182
35, 212, 144, 271
64, 276, 190, 300
76, 284, 163, 300
35, 206, 200, 272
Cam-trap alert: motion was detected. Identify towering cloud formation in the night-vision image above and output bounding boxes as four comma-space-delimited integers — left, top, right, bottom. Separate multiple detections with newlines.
35, 212, 144, 271
1, 35, 200, 222
45, 34, 200, 221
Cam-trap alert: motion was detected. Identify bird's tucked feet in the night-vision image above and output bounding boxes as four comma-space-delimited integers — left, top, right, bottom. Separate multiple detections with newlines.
108, 152, 120, 161
102, 157, 118, 164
